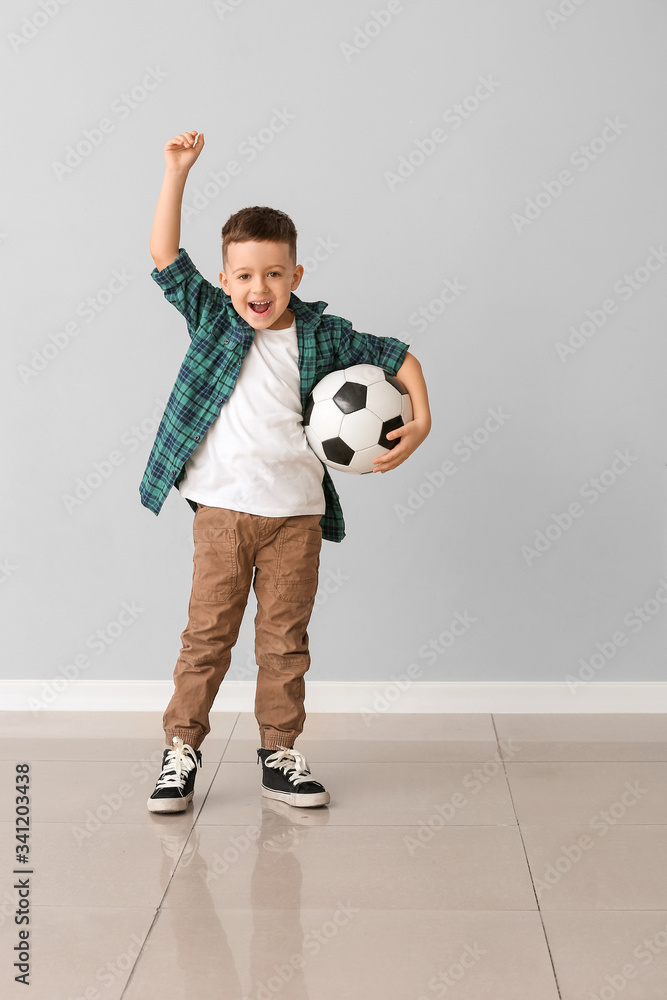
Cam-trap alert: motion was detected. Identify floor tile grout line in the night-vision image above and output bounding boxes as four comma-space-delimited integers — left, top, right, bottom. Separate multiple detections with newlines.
10, 717, 667, 993
118, 905, 163, 1000
9, 753, 667, 763
13, 819, 667, 828
19, 904, 667, 911
491, 713, 564, 1000
119, 713, 241, 999
109, 713, 548, 996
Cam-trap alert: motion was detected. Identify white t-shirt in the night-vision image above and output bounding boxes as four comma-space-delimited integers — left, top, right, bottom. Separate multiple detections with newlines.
178, 316, 326, 516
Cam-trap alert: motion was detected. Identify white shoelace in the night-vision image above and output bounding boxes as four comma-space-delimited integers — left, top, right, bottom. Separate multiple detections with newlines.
264, 746, 314, 786
154, 737, 199, 792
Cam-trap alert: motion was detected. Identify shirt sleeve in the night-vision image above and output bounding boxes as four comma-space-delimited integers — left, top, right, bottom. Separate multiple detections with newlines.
336, 318, 410, 377
150, 248, 221, 341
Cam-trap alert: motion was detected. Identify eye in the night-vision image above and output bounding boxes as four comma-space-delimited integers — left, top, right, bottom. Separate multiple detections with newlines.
237, 274, 250, 280
268, 271, 281, 278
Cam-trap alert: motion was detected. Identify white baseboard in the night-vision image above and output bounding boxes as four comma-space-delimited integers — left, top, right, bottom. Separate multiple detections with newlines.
2, 679, 667, 712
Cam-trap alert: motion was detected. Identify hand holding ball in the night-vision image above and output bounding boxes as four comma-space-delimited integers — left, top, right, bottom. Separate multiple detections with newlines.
303, 364, 413, 474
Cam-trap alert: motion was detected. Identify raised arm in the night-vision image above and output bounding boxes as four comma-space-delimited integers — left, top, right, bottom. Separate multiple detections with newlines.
149, 130, 205, 272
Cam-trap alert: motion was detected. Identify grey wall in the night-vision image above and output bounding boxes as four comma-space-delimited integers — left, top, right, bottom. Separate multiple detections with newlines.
4, 0, 666, 690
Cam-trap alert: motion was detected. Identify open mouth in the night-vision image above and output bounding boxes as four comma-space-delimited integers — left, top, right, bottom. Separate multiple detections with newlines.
249, 300, 272, 315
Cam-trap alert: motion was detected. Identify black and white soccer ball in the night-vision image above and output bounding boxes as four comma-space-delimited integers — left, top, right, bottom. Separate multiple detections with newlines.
303, 364, 413, 474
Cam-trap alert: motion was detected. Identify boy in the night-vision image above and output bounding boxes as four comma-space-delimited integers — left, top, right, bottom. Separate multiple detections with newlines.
141, 130, 431, 813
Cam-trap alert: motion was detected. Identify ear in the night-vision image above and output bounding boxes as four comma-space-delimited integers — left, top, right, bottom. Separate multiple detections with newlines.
219, 270, 230, 294
291, 264, 304, 291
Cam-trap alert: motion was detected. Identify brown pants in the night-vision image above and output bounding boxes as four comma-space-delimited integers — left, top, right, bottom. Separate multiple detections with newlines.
163, 504, 323, 752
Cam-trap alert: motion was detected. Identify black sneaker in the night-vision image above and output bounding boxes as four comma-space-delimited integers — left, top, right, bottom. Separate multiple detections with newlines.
257, 746, 330, 808
147, 736, 202, 813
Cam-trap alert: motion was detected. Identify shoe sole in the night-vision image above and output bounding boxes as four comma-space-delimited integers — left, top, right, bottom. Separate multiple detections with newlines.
261, 784, 330, 808
146, 792, 194, 813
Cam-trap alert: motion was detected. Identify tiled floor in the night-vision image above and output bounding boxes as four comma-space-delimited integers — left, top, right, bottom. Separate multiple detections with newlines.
3, 712, 667, 999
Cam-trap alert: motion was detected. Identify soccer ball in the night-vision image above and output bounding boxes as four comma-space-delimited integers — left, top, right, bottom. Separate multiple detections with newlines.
303, 364, 413, 474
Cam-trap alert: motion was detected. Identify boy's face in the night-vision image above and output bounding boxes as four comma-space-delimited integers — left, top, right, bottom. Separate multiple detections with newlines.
219, 240, 304, 331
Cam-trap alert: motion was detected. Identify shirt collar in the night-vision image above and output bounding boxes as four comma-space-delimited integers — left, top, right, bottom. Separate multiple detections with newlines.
288, 291, 328, 330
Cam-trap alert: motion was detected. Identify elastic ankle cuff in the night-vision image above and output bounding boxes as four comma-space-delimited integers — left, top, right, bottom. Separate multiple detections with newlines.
165, 730, 202, 752
259, 727, 299, 750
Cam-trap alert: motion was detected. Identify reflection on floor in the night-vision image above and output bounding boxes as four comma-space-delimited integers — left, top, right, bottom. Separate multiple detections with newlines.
3, 710, 667, 999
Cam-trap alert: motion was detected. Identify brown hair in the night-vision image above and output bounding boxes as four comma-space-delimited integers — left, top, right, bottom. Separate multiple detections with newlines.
221, 206, 297, 267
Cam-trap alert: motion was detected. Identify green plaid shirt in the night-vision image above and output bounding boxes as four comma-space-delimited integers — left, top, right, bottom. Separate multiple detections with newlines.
139, 248, 409, 542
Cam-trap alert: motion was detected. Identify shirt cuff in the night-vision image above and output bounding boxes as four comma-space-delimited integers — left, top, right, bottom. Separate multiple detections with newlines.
380, 338, 410, 376
150, 248, 197, 289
